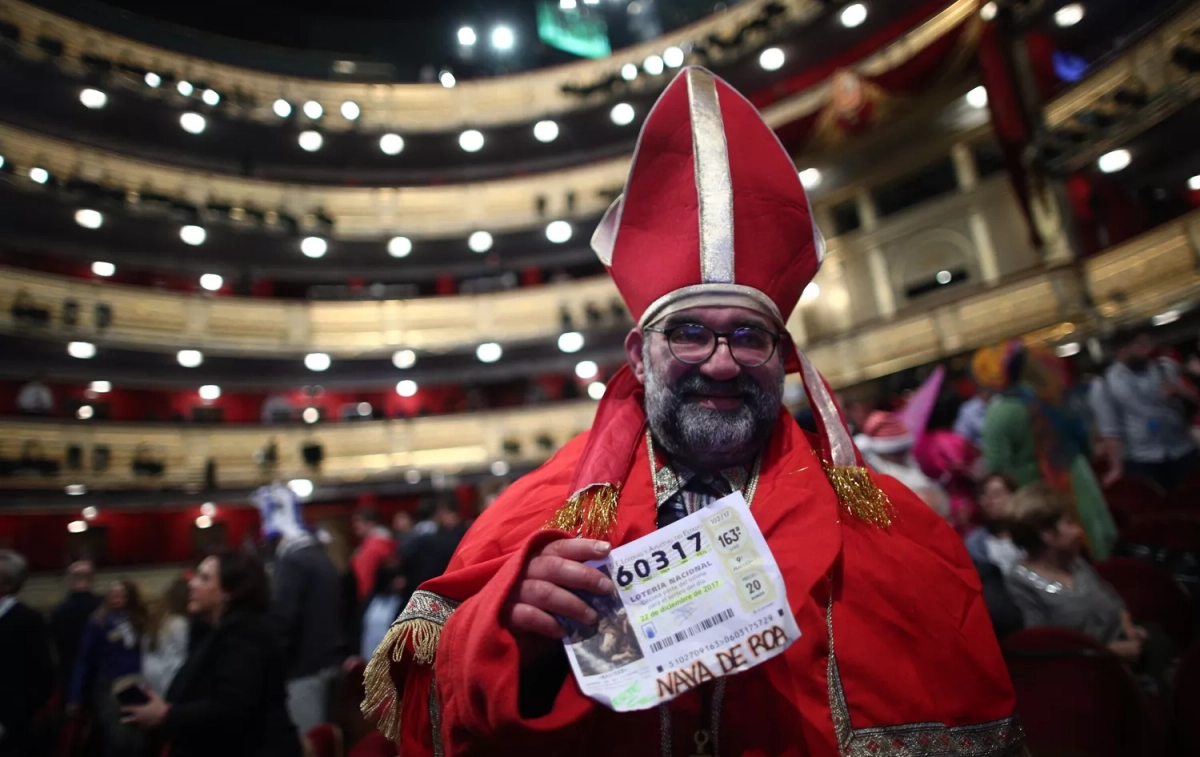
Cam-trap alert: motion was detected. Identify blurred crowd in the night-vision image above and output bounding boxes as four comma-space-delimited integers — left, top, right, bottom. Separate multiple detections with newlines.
0, 496, 468, 757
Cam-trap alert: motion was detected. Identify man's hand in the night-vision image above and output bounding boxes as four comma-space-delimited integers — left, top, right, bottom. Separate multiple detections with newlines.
120, 690, 169, 728
503, 538, 613, 639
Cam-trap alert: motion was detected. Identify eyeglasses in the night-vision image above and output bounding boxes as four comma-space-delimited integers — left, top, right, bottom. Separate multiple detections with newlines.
645, 323, 781, 368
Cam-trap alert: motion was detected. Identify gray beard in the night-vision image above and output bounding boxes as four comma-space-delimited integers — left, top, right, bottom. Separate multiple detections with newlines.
643, 345, 784, 470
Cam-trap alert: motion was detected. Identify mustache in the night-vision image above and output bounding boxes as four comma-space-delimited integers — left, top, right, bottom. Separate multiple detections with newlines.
671, 372, 764, 398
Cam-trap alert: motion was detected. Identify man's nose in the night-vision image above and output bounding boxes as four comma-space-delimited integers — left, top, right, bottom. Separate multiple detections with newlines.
699, 339, 742, 381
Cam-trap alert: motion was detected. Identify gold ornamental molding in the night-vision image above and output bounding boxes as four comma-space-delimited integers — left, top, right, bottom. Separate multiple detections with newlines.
0, 0, 820, 132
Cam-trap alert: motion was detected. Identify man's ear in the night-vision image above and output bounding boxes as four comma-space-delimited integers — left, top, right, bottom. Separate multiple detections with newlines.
625, 328, 647, 385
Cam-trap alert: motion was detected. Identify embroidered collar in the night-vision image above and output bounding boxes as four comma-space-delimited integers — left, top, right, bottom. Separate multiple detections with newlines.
652, 458, 750, 507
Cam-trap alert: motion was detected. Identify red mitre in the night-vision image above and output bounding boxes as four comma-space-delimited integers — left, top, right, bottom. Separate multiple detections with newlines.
551, 67, 889, 538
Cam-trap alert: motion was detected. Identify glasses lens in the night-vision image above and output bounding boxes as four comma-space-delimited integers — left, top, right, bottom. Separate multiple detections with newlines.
729, 327, 775, 366
667, 324, 715, 363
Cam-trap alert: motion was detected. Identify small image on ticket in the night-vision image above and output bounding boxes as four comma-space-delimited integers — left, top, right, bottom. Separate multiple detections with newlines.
559, 563, 646, 677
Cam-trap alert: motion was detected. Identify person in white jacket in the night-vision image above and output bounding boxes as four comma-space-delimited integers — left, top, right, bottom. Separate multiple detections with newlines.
142, 578, 190, 697
855, 410, 951, 519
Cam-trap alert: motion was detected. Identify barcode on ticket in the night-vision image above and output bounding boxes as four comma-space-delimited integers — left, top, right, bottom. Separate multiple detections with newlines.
647, 609, 735, 653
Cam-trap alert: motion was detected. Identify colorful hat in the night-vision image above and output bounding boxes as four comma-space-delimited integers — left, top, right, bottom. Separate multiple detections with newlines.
550, 68, 890, 537
858, 411, 915, 455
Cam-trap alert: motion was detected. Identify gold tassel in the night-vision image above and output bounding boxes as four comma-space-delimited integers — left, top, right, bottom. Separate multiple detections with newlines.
544, 484, 621, 539
360, 618, 446, 740
823, 464, 894, 529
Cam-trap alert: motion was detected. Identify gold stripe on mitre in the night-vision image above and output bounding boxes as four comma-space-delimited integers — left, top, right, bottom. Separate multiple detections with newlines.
686, 67, 736, 286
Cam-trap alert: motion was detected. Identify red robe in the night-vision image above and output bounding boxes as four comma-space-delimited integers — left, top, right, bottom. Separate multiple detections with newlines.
368, 414, 1023, 756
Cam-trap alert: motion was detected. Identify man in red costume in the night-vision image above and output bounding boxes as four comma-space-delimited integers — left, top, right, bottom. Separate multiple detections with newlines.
364, 67, 1024, 757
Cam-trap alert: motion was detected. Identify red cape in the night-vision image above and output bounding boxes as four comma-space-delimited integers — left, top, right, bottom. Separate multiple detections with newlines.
367, 414, 1022, 756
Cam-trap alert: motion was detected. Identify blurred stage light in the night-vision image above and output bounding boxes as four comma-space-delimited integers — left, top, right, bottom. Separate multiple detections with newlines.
341, 101, 361, 120
288, 478, 314, 497
840, 3, 868, 27
459, 129, 485, 152
144, 72, 161, 87
558, 332, 584, 353
393, 349, 417, 369
533, 120, 559, 143
82, 506, 98, 520
396, 380, 418, 397
301, 236, 328, 258
180, 225, 207, 245
199, 273, 223, 291
1190, 175, 1200, 191
201, 502, 217, 517
801, 282, 820, 302
458, 26, 477, 46
588, 381, 606, 400
560, 0, 577, 8
936, 270, 953, 285
1055, 3, 1084, 27
798, 168, 822, 190
302, 408, 319, 424
68, 341, 96, 359
1056, 342, 1081, 357
202, 88, 220, 106
610, 103, 635, 125
621, 63, 638, 81
305, 353, 331, 371
1097, 149, 1130, 173
663, 46, 685, 68
380, 133, 405, 154
298, 130, 323, 151
545, 220, 572, 243
759, 48, 785, 71
491, 26, 515, 51
68, 520, 88, 532
273, 99, 292, 118
575, 360, 598, 379
199, 384, 221, 400
90, 381, 112, 393
468, 231, 493, 253
80, 88, 108, 109
405, 469, 421, 484
303, 100, 324, 119
440, 70, 457, 88
966, 85, 988, 109
92, 261, 115, 277
195, 515, 213, 529
980, 1, 997, 20
75, 209, 103, 229
388, 236, 413, 258
644, 54, 664, 75
177, 80, 194, 96
30, 167, 49, 184
180, 112, 206, 134
177, 349, 204, 368
476, 343, 503, 363
77, 405, 94, 420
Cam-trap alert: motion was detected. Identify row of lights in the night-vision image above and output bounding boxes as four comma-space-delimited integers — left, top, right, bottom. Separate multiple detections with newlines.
68, 502, 221, 532
978, 1, 1084, 26
71, 207, 576, 258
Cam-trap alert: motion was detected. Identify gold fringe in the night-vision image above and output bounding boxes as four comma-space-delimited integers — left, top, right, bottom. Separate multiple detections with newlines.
823, 464, 894, 529
544, 484, 621, 539
360, 618, 445, 741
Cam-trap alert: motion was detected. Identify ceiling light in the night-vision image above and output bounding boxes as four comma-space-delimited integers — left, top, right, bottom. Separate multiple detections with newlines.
1152, 309, 1182, 327
298, 130, 323, 151
644, 54, 664, 75
840, 3, 868, 27
1054, 3, 1084, 27
546, 220, 572, 243
468, 230, 493, 253
195, 515, 213, 529
77, 405, 94, 420
380, 133, 405, 155
459, 129, 484, 152
759, 47, 785, 71
621, 63, 638, 81
476, 342, 503, 363
201, 88, 220, 106
561, 0, 577, 8
66, 484, 87, 496
75, 209, 103, 229
273, 99, 292, 118
575, 360, 599, 379
144, 72, 161, 87
798, 168, 822, 190
936, 270, 953, 285
393, 349, 417, 369
177, 349, 204, 367
68, 341, 96, 359
302, 408, 319, 424
301, 236, 328, 258
303, 100, 324, 119
491, 26, 515, 51
91, 261, 115, 277
980, 1, 997, 20
1055, 342, 1081, 358
663, 46, 685, 68
388, 236, 413, 258
68, 520, 88, 533
90, 381, 112, 393
200, 502, 217, 517
1189, 175, 1200, 191
610, 103, 635, 126
199, 384, 221, 400
180, 112, 206, 134
588, 382, 606, 400
287, 478, 314, 498
180, 224, 206, 245
491, 460, 511, 476
439, 70, 457, 88
801, 282, 821, 302
341, 101, 360, 120
80, 88, 107, 109
305, 352, 331, 372
199, 273, 223, 291
404, 469, 421, 484
82, 506, 98, 520
558, 332, 585, 353
458, 26, 477, 46
29, 167, 49, 184
357, 402, 371, 417
177, 80, 194, 96
965, 85, 988, 109
396, 380, 418, 397
1097, 149, 1131, 174
533, 120, 559, 143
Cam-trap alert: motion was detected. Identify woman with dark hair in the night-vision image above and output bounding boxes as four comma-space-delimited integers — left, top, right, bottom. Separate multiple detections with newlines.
68, 579, 148, 757
964, 473, 1024, 574
121, 549, 300, 757
143, 577, 190, 696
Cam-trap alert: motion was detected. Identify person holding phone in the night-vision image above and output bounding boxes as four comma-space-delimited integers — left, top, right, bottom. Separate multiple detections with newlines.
121, 548, 300, 757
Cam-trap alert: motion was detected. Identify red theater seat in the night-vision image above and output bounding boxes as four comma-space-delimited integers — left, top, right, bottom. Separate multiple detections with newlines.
346, 730, 396, 757
1095, 557, 1196, 647
1003, 627, 1162, 757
